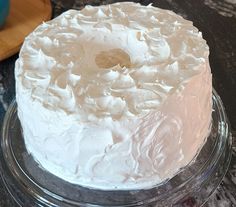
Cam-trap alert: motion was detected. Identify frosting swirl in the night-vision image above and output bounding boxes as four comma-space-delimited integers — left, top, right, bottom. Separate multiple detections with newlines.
15, 2, 212, 190
18, 2, 208, 120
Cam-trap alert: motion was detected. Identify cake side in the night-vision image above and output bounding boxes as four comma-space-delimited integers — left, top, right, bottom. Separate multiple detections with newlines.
15, 62, 211, 190
15, 2, 212, 190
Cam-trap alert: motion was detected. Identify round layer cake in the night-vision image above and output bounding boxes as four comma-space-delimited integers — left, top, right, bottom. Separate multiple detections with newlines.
15, 2, 212, 190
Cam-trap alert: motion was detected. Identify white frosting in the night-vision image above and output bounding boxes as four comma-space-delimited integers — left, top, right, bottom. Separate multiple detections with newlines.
15, 2, 212, 190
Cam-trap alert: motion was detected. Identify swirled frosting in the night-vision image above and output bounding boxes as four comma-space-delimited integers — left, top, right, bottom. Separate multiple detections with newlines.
15, 2, 212, 190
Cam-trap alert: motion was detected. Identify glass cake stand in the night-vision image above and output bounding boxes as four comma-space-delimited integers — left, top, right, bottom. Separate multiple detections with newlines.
0, 89, 232, 207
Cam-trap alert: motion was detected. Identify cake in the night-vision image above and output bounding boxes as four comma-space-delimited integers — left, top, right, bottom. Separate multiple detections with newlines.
15, 2, 212, 190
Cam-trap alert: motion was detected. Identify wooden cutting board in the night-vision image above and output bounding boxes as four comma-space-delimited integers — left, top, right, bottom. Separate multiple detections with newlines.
0, 0, 52, 61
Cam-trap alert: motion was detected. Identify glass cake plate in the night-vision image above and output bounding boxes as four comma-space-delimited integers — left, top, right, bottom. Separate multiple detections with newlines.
0, 89, 232, 207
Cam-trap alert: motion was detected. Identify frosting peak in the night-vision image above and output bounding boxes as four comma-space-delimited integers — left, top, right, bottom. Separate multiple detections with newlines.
18, 3, 208, 121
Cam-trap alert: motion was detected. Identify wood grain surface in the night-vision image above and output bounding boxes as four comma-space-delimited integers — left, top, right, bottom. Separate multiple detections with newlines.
0, 0, 52, 61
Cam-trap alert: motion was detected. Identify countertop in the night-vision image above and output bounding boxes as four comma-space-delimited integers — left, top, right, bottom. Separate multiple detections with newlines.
0, 0, 235, 206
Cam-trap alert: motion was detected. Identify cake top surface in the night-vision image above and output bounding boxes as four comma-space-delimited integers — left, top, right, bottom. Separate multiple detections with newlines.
17, 2, 209, 121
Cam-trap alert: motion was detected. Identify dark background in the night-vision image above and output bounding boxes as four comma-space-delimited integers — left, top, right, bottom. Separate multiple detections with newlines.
0, 0, 235, 206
